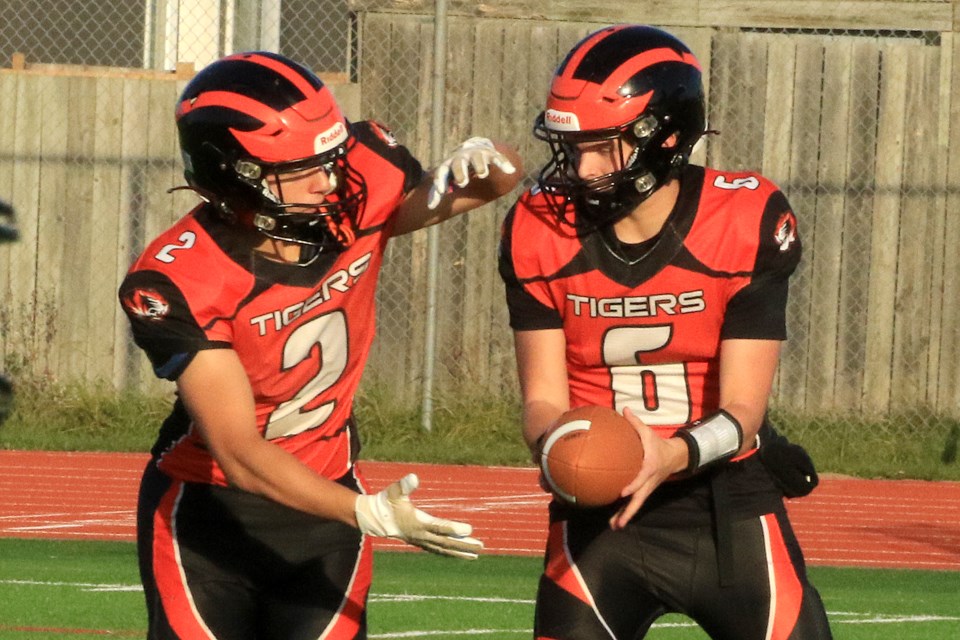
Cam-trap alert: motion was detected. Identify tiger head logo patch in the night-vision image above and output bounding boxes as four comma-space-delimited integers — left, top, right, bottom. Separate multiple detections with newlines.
774, 212, 798, 253
122, 289, 170, 320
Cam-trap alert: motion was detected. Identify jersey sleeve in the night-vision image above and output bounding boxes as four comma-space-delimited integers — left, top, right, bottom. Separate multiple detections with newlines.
351, 120, 427, 195
118, 269, 229, 380
498, 203, 564, 331
721, 190, 801, 340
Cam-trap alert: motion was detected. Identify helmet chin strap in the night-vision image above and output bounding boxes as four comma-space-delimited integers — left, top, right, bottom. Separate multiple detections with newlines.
296, 244, 322, 266
254, 235, 324, 267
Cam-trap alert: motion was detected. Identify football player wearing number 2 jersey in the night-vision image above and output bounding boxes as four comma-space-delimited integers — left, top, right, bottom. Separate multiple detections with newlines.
499, 26, 832, 639
119, 52, 520, 640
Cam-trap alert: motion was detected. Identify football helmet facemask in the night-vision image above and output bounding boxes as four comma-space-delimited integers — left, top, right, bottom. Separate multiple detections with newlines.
534, 25, 706, 229
176, 51, 365, 262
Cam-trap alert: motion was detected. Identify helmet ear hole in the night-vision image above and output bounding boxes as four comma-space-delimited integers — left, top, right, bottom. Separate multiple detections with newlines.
632, 115, 659, 141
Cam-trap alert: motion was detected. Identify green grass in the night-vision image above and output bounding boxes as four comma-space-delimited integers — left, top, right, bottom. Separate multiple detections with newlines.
0, 378, 533, 466
771, 408, 960, 481
0, 374, 168, 452
1, 374, 959, 479
0, 539, 957, 639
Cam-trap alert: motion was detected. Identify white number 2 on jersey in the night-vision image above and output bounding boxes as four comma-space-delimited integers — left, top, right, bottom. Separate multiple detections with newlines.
155, 231, 196, 263
264, 311, 348, 440
603, 326, 692, 425
713, 175, 759, 191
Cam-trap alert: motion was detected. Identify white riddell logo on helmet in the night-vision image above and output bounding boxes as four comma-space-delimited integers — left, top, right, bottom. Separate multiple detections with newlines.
545, 109, 581, 131
314, 121, 347, 154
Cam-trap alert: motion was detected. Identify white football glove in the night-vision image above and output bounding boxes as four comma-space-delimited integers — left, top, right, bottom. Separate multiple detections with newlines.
426, 136, 517, 209
354, 473, 484, 559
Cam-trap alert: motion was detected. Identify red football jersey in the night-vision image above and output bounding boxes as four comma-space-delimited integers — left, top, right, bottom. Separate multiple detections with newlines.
119, 121, 424, 485
499, 165, 800, 435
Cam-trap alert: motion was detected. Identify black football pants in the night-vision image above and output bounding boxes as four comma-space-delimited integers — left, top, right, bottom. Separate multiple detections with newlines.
534, 508, 832, 639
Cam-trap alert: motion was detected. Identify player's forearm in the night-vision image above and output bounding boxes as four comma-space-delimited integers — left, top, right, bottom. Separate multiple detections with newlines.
716, 402, 766, 456
522, 399, 567, 453
213, 437, 359, 526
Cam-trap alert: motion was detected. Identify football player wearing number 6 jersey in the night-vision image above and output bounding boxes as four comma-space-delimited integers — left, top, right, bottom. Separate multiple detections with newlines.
119, 52, 520, 640
499, 25, 832, 639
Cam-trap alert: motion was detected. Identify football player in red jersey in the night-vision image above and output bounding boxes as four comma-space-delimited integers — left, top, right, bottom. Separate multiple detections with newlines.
499, 26, 832, 639
118, 51, 520, 640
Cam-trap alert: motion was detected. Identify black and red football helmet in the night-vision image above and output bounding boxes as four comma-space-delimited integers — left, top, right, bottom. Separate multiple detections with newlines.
534, 25, 706, 229
176, 51, 365, 257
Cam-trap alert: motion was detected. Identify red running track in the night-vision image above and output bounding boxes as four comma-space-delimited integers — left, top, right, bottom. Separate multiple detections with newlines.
0, 450, 958, 571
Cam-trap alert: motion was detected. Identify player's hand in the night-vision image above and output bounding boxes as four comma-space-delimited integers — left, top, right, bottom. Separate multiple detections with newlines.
354, 473, 484, 559
426, 137, 517, 209
608, 408, 687, 530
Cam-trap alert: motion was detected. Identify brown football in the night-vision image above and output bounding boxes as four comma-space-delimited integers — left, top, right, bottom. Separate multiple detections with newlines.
540, 405, 644, 507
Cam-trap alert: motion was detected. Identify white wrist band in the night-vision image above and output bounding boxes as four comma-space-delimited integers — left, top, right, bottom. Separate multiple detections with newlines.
673, 410, 743, 473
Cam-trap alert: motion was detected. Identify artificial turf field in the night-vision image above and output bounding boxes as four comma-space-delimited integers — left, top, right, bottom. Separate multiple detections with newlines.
0, 539, 957, 639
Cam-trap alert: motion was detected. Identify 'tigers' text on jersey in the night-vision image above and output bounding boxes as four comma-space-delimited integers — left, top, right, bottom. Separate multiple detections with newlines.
249, 252, 373, 335
567, 290, 706, 319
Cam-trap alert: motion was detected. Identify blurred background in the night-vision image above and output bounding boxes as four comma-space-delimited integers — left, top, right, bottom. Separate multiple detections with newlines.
1, 0, 958, 477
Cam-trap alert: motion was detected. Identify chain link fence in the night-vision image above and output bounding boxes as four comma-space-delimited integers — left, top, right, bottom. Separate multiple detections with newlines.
1, 1, 958, 475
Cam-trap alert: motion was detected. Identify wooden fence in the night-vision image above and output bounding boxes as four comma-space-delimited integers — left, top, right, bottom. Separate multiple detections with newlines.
1, 0, 959, 416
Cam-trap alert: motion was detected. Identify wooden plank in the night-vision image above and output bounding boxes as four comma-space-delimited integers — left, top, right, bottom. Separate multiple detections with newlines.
357, 10, 407, 395
347, 0, 953, 32
398, 16, 433, 403
143, 79, 183, 237
760, 37, 797, 192
699, 0, 951, 31
722, 31, 767, 172
757, 36, 797, 404
674, 27, 714, 168
702, 31, 738, 172
356, 12, 394, 393
924, 34, 950, 411
492, 21, 571, 394
708, 31, 770, 170
5, 54, 195, 80
758, 35, 798, 406
891, 43, 940, 407
3, 73, 42, 377
778, 37, 824, 413
57, 75, 99, 380
84, 76, 130, 387
456, 19, 501, 390
431, 17, 478, 394
834, 39, 882, 412
114, 77, 153, 391
940, 32, 960, 415
0, 72, 18, 361
862, 40, 909, 413
804, 36, 853, 411
928, 35, 952, 409
29, 75, 70, 379
359, 13, 431, 403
